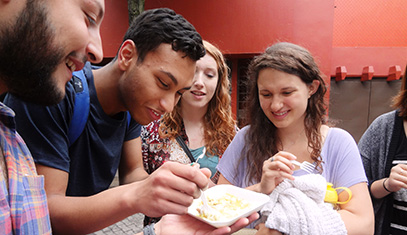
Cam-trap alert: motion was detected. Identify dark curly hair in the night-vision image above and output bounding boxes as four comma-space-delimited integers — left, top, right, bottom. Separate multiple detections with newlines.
118, 8, 205, 63
243, 42, 327, 183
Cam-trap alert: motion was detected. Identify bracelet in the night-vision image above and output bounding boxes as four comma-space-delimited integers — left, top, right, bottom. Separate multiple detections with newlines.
383, 178, 392, 193
143, 223, 156, 235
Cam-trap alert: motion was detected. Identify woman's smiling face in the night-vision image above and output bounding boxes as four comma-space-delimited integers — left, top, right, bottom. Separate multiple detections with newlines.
181, 54, 219, 110
258, 68, 315, 130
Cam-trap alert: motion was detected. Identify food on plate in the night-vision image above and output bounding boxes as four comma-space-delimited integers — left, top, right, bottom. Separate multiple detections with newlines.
196, 193, 250, 221
188, 185, 269, 228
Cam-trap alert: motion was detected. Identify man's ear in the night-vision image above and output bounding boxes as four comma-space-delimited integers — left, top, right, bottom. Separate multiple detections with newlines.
117, 40, 137, 71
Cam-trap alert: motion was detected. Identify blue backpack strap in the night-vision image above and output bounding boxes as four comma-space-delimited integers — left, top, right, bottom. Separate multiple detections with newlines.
127, 112, 131, 128
68, 69, 90, 146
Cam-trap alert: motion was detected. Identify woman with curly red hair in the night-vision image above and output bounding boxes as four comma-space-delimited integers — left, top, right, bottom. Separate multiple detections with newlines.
141, 40, 237, 225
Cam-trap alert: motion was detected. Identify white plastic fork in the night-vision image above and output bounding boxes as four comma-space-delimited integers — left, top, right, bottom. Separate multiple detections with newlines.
291, 160, 315, 174
200, 189, 213, 216
195, 147, 206, 163
196, 147, 213, 215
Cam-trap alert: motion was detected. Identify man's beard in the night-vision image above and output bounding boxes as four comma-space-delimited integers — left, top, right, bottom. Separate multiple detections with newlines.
0, 0, 66, 105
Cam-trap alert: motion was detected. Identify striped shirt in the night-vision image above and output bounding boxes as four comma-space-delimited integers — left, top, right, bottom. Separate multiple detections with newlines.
390, 127, 407, 235
0, 103, 51, 234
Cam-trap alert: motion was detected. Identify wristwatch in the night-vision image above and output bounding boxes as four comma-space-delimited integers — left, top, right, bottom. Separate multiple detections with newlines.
143, 223, 156, 235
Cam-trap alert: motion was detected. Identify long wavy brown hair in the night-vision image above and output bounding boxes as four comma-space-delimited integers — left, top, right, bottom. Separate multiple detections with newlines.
392, 64, 407, 118
160, 40, 236, 156
243, 42, 327, 183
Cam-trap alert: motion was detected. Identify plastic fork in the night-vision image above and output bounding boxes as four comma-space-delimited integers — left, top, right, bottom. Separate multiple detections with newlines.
196, 147, 206, 163
291, 160, 315, 174
195, 147, 213, 216
200, 189, 213, 216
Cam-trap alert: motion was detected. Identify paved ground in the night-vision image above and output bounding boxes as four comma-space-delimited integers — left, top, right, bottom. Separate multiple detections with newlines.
91, 213, 144, 235
89, 174, 144, 235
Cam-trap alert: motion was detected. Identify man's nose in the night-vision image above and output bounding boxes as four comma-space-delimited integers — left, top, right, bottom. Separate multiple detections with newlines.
86, 29, 103, 63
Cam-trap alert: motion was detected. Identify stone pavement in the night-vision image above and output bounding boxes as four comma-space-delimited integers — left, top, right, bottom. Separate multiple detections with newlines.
89, 174, 144, 235
90, 213, 257, 235
90, 213, 144, 235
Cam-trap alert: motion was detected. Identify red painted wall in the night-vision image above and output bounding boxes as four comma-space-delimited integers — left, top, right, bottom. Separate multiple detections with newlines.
144, 0, 334, 78
332, 0, 407, 77
100, 1, 407, 75
100, 0, 129, 58
144, 0, 407, 78
333, 0, 407, 47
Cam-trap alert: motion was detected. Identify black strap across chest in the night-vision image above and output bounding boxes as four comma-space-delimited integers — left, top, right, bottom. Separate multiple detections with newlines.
175, 135, 195, 163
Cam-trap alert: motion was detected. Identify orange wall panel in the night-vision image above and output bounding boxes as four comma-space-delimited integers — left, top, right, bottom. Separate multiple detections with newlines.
331, 0, 407, 77
333, 0, 407, 47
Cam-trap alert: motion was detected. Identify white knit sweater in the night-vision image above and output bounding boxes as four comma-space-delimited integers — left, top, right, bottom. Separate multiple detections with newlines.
261, 174, 347, 235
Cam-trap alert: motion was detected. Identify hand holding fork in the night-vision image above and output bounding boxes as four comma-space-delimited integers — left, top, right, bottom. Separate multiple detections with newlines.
269, 151, 315, 174
191, 147, 213, 215
291, 160, 315, 174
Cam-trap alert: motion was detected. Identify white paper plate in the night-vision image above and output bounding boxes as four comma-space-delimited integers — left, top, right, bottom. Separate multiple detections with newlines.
187, 184, 269, 228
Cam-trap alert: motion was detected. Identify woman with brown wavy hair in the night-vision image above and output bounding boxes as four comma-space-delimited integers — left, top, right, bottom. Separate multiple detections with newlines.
217, 42, 373, 234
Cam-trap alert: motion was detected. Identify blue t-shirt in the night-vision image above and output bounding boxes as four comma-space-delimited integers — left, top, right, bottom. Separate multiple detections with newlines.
4, 63, 141, 196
